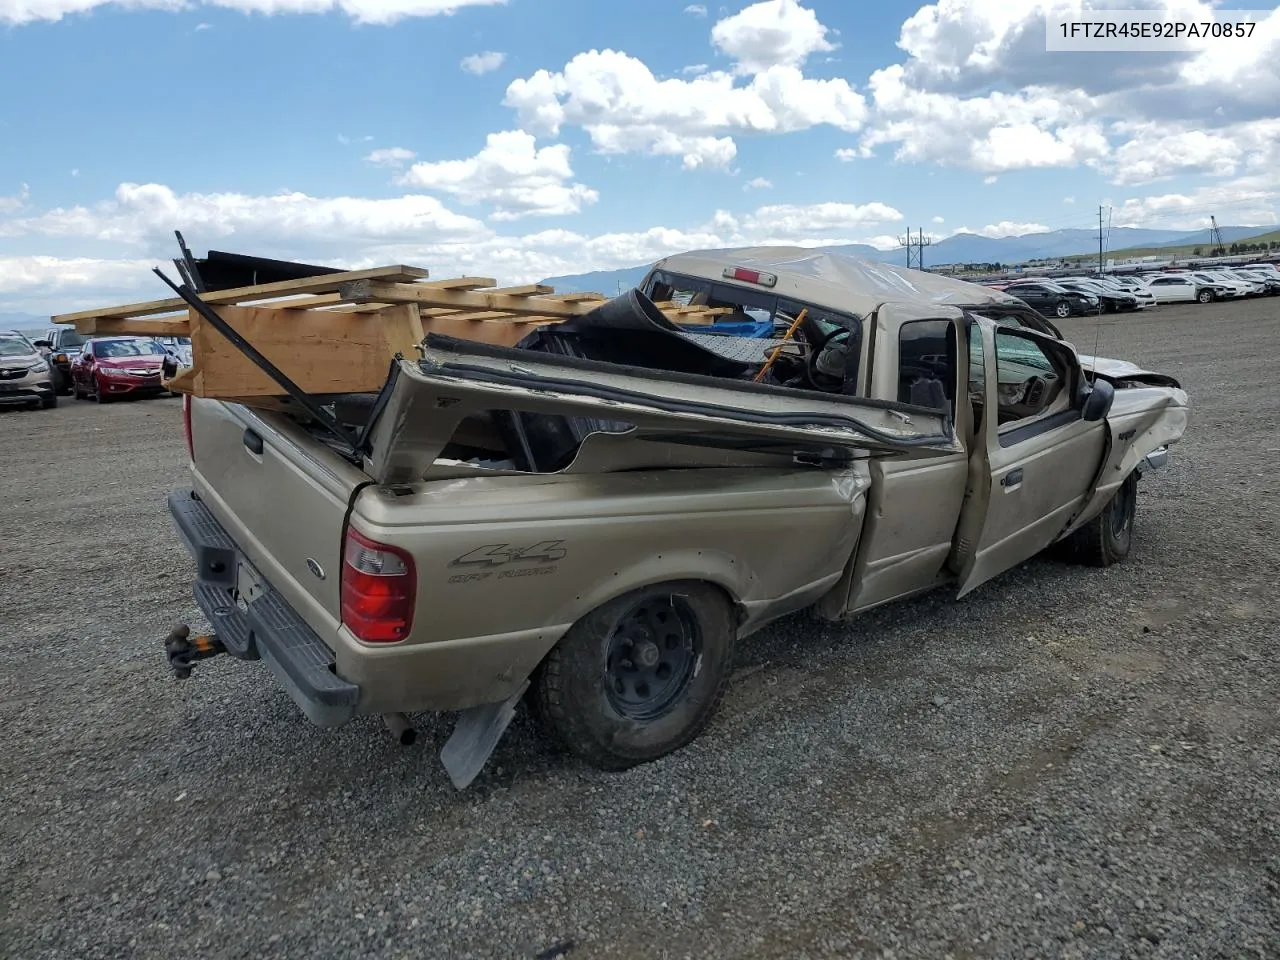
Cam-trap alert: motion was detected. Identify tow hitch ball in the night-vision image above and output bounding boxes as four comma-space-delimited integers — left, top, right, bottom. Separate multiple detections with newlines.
164, 624, 225, 679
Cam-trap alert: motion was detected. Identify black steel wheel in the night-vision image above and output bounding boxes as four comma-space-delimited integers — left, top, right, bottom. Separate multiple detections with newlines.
1056, 471, 1137, 567
534, 581, 736, 770
604, 596, 700, 721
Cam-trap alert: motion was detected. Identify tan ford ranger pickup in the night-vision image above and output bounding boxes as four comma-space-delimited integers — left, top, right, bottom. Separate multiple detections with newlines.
164, 248, 1188, 788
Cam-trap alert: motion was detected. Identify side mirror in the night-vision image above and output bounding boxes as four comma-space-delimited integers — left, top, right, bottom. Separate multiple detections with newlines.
1081, 378, 1115, 422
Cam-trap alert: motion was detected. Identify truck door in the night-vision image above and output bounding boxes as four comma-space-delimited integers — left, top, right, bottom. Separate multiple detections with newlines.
831, 304, 973, 615
950, 317, 1107, 597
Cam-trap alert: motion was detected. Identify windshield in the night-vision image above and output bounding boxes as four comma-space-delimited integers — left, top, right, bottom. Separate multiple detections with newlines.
0, 337, 35, 358
94, 339, 164, 358
58, 331, 88, 349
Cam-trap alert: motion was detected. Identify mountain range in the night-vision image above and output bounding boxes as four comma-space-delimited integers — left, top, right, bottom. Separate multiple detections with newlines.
540, 225, 1273, 293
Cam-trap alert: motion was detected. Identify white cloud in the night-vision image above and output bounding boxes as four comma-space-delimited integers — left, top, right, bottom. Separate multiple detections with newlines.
834, 147, 858, 162
460, 51, 506, 75
0, 182, 487, 253
862, 234, 908, 251
860, 64, 1110, 173
960, 221, 1050, 238
856, 0, 1280, 184
1110, 178, 1280, 230
1063, 196, 1076, 204
194, 21, 211, 29
710, 0, 836, 75
931, 215, 945, 224
397, 130, 598, 220
742, 201, 902, 236
70, 169, 80, 178
1097, 120, 1276, 186
683, 3, 706, 14
681, 64, 710, 75
504, 48, 866, 171
743, 177, 773, 190
0, 184, 30, 215
982, 175, 997, 185
0, 186, 915, 313
0, 0, 506, 26
0, 255, 161, 313
365, 147, 417, 168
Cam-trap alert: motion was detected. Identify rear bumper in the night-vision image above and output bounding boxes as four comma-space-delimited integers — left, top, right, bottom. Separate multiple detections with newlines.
169, 489, 360, 727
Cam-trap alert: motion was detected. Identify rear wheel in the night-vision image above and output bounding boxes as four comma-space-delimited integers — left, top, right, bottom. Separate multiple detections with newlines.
534, 581, 736, 770
1057, 472, 1137, 567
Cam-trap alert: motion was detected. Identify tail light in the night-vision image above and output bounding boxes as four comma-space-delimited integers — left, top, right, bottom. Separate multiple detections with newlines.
181, 394, 194, 461
341, 527, 416, 643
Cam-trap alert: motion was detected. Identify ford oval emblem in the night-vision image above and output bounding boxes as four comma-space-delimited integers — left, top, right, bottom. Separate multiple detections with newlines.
306, 558, 326, 580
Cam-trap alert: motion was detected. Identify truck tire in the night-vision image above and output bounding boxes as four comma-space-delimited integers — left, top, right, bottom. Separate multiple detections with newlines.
534, 581, 736, 770
1057, 472, 1137, 567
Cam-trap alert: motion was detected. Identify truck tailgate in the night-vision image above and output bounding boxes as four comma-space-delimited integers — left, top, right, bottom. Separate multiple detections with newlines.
187, 397, 369, 640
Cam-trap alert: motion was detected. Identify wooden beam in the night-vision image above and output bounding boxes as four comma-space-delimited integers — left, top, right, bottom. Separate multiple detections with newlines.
180, 305, 404, 397
76, 316, 192, 336
380, 303, 425, 359
476, 284, 554, 297
341, 280, 593, 318
244, 277, 500, 312
51, 264, 432, 325
545, 291, 607, 302
420, 314, 555, 348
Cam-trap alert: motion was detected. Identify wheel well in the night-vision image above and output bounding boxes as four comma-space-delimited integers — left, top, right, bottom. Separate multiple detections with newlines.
536, 578, 746, 671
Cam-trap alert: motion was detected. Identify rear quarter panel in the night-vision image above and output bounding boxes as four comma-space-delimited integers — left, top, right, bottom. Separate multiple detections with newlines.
352, 464, 871, 644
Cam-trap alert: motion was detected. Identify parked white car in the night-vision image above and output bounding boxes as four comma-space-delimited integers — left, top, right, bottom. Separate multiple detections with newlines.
1191, 271, 1251, 298
1093, 275, 1155, 309
1143, 274, 1210, 304
1226, 269, 1280, 295
1212, 270, 1267, 296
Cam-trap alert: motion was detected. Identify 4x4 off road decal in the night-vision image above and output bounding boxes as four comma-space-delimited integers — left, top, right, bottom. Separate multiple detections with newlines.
448, 540, 567, 584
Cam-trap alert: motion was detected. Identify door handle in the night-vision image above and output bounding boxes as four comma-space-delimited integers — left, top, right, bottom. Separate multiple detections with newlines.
243, 428, 264, 455
1002, 468, 1024, 487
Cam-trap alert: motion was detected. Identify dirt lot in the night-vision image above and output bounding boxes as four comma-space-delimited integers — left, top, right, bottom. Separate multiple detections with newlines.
2, 298, 1278, 960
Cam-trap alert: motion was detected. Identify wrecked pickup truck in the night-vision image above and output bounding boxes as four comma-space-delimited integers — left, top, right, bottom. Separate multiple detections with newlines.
162, 247, 1188, 787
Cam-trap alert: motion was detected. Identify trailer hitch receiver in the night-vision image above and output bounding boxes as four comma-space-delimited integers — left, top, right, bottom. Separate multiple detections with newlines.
164, 624, 227, 680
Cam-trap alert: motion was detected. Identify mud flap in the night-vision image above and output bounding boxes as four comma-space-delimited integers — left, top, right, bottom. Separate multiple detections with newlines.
440, 680, 530, 790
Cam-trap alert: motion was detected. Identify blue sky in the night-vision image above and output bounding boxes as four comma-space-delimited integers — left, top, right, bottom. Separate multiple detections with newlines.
1, 0, 1278, 315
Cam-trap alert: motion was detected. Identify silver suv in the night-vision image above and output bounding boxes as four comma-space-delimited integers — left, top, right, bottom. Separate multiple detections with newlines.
0, 331, 57, 410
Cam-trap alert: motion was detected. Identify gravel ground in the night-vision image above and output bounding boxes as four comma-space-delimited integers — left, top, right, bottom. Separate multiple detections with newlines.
2, 298, 1278, 960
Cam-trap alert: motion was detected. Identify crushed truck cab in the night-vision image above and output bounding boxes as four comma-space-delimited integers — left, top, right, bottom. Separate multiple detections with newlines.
162, 246, 1187, 787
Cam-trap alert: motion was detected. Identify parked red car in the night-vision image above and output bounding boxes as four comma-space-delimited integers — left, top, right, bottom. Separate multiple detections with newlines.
71, 336, 168, 402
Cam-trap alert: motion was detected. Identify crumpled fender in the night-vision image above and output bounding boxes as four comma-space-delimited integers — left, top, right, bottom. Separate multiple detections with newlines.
1059, 383, 1189, 538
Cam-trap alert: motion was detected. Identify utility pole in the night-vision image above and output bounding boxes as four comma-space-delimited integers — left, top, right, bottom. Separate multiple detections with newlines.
1098, 205, 1104, 276
917, 228, 932, 271
899, 229, 933, 270
898, 232, 915, 268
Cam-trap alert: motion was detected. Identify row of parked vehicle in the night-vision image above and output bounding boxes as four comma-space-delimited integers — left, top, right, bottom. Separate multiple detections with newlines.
983, 263, 1280, 319
0, 327, 191, 410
